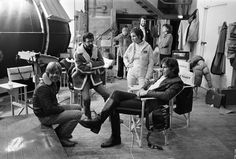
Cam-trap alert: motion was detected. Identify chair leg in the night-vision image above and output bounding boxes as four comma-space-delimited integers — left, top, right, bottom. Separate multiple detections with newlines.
70, 90, 74, 104
169, 103, 173, 130
163, 130, 168, 145
186, 112, 190, 127
23, 86, 28, 115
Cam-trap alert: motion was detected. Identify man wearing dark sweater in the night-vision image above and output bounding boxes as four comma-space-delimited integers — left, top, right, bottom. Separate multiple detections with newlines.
33, 62, 83, 147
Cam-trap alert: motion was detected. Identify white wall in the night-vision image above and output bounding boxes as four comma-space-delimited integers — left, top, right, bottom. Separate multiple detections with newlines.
60, 0, 84, 47
197, 0, 236, 88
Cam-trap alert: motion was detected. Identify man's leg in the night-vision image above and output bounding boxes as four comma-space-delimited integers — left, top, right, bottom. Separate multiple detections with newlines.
101, 97, 141, 148
100, 110, 121, 148
117, 56, 123, 78
81, 81, 92, 119
79, 90, 137, 133
38, 110, 82, 147
93, 84, 110, 102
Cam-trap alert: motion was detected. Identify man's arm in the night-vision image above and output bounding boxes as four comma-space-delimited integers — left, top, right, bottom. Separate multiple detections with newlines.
74, 53, 94, 74
158, 34, 173, 48
113, 33, 122, 42
90, 49, 105, 70
144, 82, 183, 101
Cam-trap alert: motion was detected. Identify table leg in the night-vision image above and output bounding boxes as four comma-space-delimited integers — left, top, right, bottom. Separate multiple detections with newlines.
24, 86, 28, 115
10, 94, 14, 116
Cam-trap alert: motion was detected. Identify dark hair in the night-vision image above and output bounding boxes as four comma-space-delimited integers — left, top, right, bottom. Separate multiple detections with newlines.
161, 57, 179, 78
162, 24, 172, 34
46, 62, 62, 75
140, 16, 147, 21
130, 27, 143, 40
123, 25, 128, 28
83, 32, 94, 42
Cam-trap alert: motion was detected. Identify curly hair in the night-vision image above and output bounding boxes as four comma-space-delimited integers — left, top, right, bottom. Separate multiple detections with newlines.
83, 32, 94, 42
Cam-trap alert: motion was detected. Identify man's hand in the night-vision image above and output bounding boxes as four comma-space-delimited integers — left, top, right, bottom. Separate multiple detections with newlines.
86, 62, 92, 68
136, 89, 148, 97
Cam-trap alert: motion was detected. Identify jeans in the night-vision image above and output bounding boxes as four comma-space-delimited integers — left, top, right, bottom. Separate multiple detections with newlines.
38, 104, 82, 139
101, 90, 164, 138
81, 80, 110, 118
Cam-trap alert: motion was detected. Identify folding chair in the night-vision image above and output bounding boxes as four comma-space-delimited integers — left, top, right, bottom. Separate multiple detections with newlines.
117, 69, 194, 148
6, 65, 34, 115
116, 97, 150, 147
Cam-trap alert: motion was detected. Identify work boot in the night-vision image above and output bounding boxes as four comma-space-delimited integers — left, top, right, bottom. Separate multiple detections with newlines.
101, 136, 121, 148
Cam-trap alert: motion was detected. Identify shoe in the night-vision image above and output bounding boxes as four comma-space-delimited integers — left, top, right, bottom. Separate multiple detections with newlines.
116, 76, 122, 80
79, 117, 101, 134
65, 134, 73, 139
68, 139, 78, 144
60, 139, 76, 147
101, 136, 121, 148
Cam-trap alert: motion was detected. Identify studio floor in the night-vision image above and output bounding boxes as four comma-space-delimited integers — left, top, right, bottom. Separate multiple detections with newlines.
0, 78, 236, 159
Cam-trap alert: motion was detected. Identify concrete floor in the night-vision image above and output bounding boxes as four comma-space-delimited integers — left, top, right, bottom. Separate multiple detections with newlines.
0, 78, 236, 159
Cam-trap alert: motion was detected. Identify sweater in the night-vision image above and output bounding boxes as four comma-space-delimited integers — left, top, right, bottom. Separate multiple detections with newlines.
33, 73, 64, 117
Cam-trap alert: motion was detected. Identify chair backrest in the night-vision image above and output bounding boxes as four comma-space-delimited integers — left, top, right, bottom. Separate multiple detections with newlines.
179, 69, 194, 87
177, 60, 190, 71
7, 65, 34, 81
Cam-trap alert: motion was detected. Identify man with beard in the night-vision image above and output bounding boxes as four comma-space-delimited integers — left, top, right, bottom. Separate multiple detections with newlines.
72, 32, 110, 120
139, 16, 153, 48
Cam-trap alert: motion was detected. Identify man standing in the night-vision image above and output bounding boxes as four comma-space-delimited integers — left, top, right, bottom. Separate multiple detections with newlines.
72, 32, 110, 120
139, 16, 153, 48
113, 25, 132, 79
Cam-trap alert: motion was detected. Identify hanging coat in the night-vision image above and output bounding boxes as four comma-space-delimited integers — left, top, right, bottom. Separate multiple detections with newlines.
210, 22, 227, 75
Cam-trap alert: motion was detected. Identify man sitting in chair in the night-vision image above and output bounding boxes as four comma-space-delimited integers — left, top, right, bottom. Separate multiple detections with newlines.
80, 57, 183, 148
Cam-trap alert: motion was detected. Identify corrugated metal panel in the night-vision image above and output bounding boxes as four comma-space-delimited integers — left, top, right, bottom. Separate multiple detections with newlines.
40, 0, 71, 22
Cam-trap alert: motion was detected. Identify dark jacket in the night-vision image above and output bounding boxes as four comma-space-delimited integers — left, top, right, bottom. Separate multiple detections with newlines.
141, 27, 153, 48
145, 28, 153, 48
142, 76, 183, 104
33, 73, 64, 117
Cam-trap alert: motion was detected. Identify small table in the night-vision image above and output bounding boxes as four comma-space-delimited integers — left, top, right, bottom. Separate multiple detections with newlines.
0, 82, 28, 116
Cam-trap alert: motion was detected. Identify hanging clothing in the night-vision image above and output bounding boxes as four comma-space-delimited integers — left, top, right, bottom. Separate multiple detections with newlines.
227, 22, 236, 86
178, 20, 189, 50
188, 56, 212, 88
210, 22, 228, 75
186, 9, 199, 43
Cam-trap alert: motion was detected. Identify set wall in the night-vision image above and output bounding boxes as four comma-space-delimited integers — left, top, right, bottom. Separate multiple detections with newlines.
60, 0, 84, 47
197, 0, 236, 89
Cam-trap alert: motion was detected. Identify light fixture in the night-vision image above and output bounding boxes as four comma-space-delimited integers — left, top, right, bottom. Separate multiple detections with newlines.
178, 15, 183, 19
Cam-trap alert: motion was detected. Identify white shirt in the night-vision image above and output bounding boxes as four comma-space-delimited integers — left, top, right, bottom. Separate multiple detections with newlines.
140, 25, 146, 41
148, 75, 166, 91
